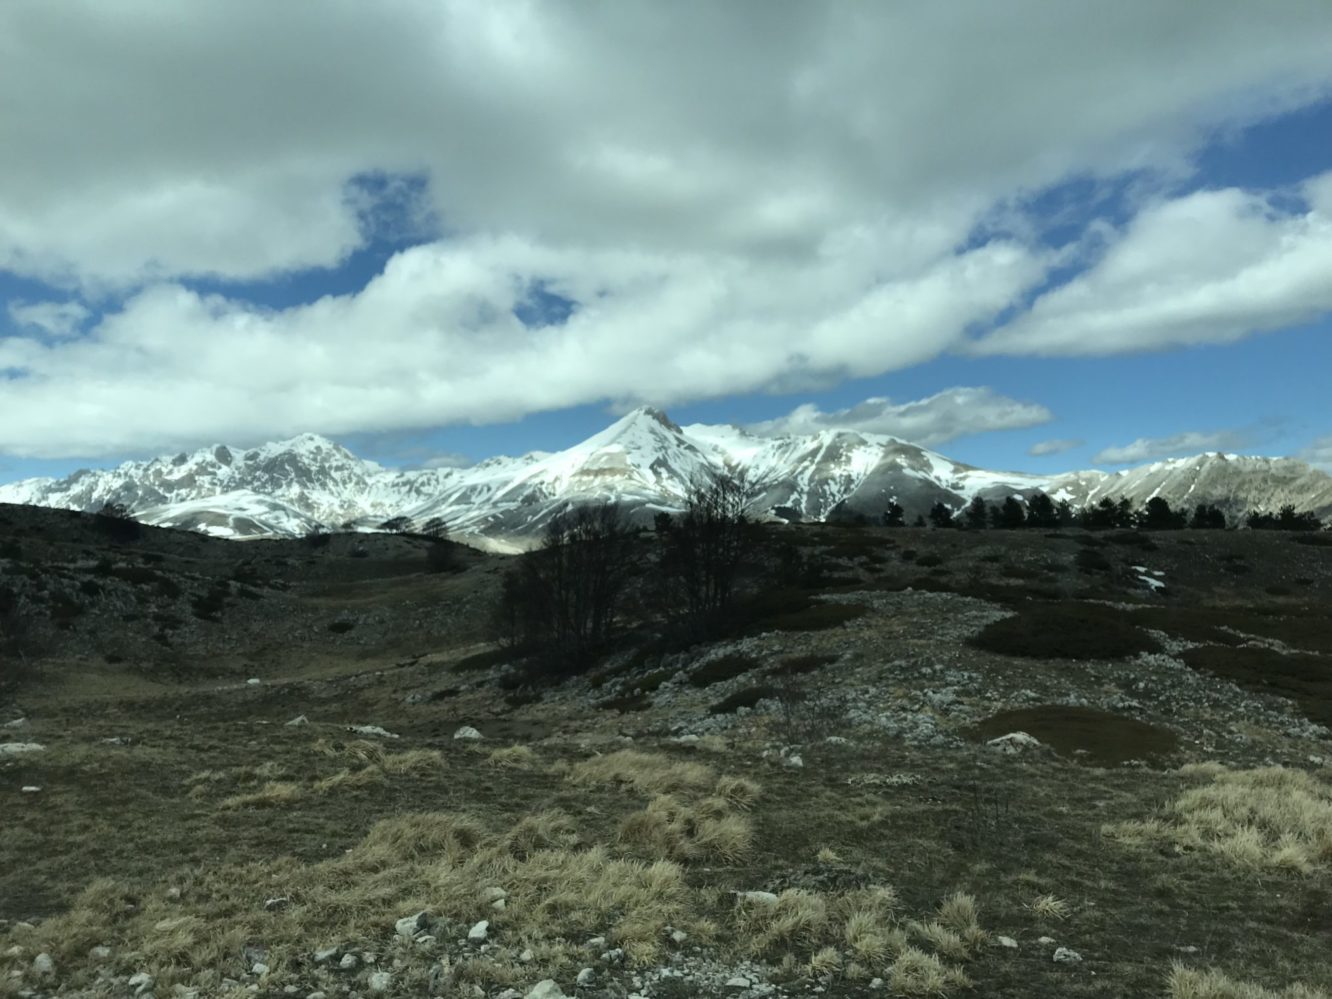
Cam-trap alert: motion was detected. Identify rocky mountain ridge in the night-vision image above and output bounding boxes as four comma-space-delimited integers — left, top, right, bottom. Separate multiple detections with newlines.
1, 408, 1329, 549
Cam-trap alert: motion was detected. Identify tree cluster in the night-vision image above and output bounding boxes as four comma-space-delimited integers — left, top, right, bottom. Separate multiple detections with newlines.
885, 493, 1325, 531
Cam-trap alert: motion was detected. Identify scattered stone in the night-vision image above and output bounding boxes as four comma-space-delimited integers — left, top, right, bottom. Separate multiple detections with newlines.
89, 946, 112, 961
338, 953, 359, 971
467, 920, 489, 944
519, 949, 535, 963
987, 731, 1043, 753
313, 946, 339, 964
491, 897, 506, 911
526, 982, 569, 999
1053, 947, 1083, 964
869, 978, 884, 990
453, 725, 483, 741
395, 911, 431, 938
497, 991, 523, 999
31, 953, 54, 976
0, 743, 45, 756
165, 886, 182, 901
285, 715, 309, 727
1, 718, 26, 728
995, 936, 1019, 949
307, 993, 326, 999
481, 887, 508, 903
246, 678, 261, 686
602, 948, 625, 965
367, 970, 392, 993
20, 786, 40, 794
128, 971, 154, 995
586, 936, 606, 950
414, 935, 436, 948
783, 753, 804, 769
264, 896, 290, 911
252, 962, 270, 976
725, 976, 754, 991
283, 987, 299, 996
348, 724, 399, 739
1037, 936, 1056, 945
576, 967, 596, 986
737, 891, 779, 905
670, 929, 688, 945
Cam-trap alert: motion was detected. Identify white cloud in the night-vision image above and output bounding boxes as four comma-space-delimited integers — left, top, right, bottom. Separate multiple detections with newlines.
975, 172, 1332, 355
1093, 430, 1251, 465
2, 4, 1332, 455
3, 2, 1331, 290
420, 453, 473, 470
746, 388, 1052, 445
1297, 435, 1332, 472
7, 300, 90, 338
0, 238, 1044, 457
1028, 438, 1084, 457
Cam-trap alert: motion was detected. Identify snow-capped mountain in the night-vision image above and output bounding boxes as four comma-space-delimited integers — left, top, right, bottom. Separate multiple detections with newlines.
1, 407, 1328, 549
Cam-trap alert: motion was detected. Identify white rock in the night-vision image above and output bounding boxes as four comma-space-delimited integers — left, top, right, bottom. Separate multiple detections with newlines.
1037, 936, 1056, 945
0, 743, 45, 756
576, 967, 596, 986
252, 962, 270, 976
246, 678, 261, 685
995, 936, 1019, 949
348, 724, 399, 739
491, 898, 506, 911
586, 936, 606, 949
467, 920, 489, 943
526, 982, 569, 999
395, 911, 430, 938
453, 726, 483, 741
313, 946, 339, 964
497, 991, 523, 999
414, 935, 436, 948
129, 971, 155, 995
307, 992, 327, 999
2, 718, 26, 728
738, 891, 779, 905
285, 715, 309, 727
869, 978, 884, 990
1053, 947, 1082, 964
987, 731, 1042, 753
20, 786, 40, 794
264, 896, 289, 911
367, 970, 392, 993
783, 754, 804, 768
338, 953, 359, 970
670, 929, 688, 945
89, 945, 112, 961
519, 949, 535, 963
481, 887, 508, 903
725, 976, 753, 990
32, 953, 54, 976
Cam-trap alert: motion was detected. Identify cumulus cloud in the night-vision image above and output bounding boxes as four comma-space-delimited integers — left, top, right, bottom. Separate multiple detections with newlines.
1093, 430, 1251, 465
420, 453, 474, 471
7, 300, 91, 338
746, 387, 1052, 445
0, 238, 1044, 457
1028, 438, 1084, 457
975, 172, 1332, 355
3, 3, 1332, 455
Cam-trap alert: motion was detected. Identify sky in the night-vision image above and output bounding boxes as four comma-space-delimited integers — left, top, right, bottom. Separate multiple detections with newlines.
3, 1, 1332, 485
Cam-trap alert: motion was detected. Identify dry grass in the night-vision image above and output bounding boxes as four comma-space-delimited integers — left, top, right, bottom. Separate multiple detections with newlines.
218, 781, 303, 809
567, 749, 716, 796
714, 774, 761, 810
1105, 766, 1332, 872
486, 745, 537, 769
1025, 893, 1070, 921
1167, 964, 1332, 999
889, 946, 972, 997
618, 794, 753, 863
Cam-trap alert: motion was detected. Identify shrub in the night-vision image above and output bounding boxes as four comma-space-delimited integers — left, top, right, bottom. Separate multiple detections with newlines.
689, 653, 760, 687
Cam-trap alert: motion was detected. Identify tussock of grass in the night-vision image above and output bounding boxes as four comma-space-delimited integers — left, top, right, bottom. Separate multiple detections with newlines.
1167, 964, 1331, 999
505, 809, 580, 858
567, 749, 715, 796
618, 794, 753, 863
1104, 766, 1332, 872
312, 765, 386, 793
1025, 893, 1070, 921
486, 745, 537, 769
219, 781, 303, 809
714, 774, 761, 810
890, 945, 972, 996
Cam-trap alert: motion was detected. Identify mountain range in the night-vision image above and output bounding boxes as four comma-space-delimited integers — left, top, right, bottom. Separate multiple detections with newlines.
2, 407, 1329, 550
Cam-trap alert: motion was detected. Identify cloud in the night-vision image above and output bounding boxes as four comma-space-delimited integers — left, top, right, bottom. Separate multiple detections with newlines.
1296, 435, 1332, 472
975, 172, 1332, 355
0, 237, 1050, 457
7, 300, 91, 338
746, 387, 1052, 445
420, 453, 474, 470
2, 4, 1332, 455
1027, 438, 1084, 457
1093, 430, 1251, 465
3, 2, 1332, 290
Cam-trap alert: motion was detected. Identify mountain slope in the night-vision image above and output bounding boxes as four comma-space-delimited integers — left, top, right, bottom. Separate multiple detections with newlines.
1, 407, 1329, 547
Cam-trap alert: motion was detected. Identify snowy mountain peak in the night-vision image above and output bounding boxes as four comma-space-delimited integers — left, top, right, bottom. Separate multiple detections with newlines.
2, 411, 1329, 548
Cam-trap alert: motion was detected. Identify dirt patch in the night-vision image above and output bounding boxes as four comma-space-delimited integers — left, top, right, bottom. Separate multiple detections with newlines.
967, 705, 1180, 766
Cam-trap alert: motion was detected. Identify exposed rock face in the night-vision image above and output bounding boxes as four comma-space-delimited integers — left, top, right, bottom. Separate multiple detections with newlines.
2, 408, 1328, 549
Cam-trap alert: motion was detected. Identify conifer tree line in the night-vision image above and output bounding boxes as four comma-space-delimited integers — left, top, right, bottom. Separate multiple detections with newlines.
884, 494, 1327, 531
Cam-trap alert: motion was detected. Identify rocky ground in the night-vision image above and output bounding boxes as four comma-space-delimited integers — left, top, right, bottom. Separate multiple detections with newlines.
2, 508, 1332, 999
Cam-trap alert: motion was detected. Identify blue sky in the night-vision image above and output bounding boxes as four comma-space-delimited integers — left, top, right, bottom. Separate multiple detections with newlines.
3, 2, 1332, 484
